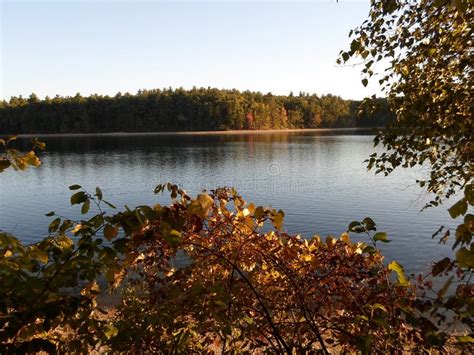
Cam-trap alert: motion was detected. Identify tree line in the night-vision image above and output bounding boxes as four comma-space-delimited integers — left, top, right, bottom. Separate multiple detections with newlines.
0, 88, 392, 134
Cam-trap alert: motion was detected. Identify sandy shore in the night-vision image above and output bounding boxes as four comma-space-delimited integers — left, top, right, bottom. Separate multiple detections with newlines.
15, 127, 376, 138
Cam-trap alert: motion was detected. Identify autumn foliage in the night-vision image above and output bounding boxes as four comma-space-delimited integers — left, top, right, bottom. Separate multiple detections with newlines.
109, 186, 427, 353
3, 179, 470, 353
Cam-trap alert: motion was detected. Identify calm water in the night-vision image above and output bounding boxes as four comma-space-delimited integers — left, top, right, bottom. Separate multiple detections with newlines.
0, 131, 456, 274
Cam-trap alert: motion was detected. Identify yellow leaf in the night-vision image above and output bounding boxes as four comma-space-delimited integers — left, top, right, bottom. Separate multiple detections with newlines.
30, 248, 49, 263
197, 193, 214, 214
326, 236, 336, 247
72, 224, 82, 233
341, 232, 351, 245
104, 324, 119, 339
247, 203, 255, 213
388, 261, 409, 286
273, 210, 284, 231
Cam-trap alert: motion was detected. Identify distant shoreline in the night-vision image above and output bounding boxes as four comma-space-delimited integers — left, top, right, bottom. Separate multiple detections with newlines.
15, 127, 378, 138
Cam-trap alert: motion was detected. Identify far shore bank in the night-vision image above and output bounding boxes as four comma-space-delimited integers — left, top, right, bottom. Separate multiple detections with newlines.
13, 127, 378, 138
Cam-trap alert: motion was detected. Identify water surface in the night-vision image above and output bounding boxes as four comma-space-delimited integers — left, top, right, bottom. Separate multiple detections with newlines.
0, 131, 455, 274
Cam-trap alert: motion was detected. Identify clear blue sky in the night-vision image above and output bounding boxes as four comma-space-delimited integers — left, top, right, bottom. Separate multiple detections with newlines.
1, 1, 377, 100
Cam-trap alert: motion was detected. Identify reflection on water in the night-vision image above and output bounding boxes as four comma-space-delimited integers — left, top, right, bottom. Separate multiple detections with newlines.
0, 131, 455, 273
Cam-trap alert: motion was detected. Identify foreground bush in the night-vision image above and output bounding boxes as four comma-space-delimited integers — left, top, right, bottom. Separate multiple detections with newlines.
1, 183, 471, 353
110, 186, 424, 353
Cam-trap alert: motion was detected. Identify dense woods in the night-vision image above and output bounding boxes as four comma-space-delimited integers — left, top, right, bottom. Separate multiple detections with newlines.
0, 88, 391, 134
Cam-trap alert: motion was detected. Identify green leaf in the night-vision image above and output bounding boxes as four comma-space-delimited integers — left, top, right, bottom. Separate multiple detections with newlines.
71, 191, 87, 205
30, 248, 49, 263
69, 184, 82, 190
388, 260, 409, 286
373, 232, 390, 243
355, 335, 372, 355
243, 316, 254, 325
348, 221, 364, 233
45, 211, 55, 217
164, 229, 182, 248
362, 217, 376, 231
254, 206, 265, 220
96, 187, 103, 200
363, 245, 377, 254
59, 219, 73, 234
455, 247, 474, 268
48, 217, 61, 233
454, 223, 470, 246
81, 199, 90, 214
350, 39, 361, 53
55, 235, 73, 250
448, 198, 468, 218
154, 184, 165, 194
456, 335, 474, 344
362, 78, 369, 87
103, 200, 117, 209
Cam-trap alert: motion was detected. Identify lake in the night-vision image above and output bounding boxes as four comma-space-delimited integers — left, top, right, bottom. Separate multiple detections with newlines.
0, 130, 456, 274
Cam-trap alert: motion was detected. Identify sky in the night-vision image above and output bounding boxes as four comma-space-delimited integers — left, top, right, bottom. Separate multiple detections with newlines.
1, 0, 378, 100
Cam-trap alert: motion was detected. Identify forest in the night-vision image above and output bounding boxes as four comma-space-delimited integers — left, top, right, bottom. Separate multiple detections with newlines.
0, 88, 391, 134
